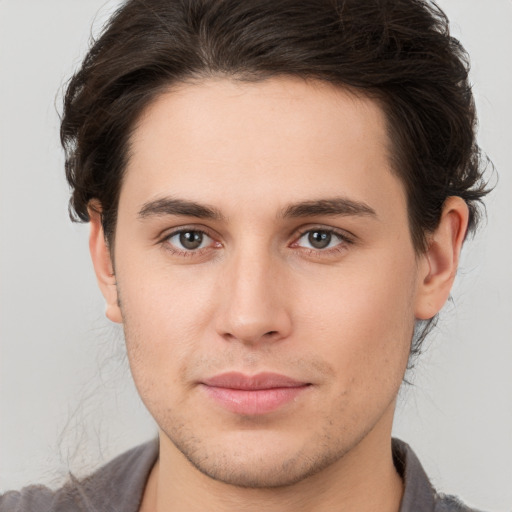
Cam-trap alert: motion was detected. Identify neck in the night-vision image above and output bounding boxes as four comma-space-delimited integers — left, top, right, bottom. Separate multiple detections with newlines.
140, 413, 403, 512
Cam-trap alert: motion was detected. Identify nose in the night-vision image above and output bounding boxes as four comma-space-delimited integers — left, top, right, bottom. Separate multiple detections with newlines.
215, 249, 292, 346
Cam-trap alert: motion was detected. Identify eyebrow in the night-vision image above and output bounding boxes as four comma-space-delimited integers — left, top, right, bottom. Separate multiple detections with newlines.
281, 198, 377, 219
137, 196, 377, 221
138, 197, 224, 221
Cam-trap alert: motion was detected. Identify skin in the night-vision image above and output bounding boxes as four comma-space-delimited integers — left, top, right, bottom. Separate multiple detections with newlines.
89, 77, 468, 512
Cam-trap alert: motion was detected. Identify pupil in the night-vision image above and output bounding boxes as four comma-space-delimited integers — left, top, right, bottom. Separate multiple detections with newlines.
308, 231, 331, 249
180, 231, 203, 250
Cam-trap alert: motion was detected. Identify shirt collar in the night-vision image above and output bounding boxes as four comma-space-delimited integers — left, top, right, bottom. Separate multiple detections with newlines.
393, 438, 437, 512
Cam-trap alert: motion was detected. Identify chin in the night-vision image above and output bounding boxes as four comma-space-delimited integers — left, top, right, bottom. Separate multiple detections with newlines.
186, 452, 335, 489
166, 427, 349, 489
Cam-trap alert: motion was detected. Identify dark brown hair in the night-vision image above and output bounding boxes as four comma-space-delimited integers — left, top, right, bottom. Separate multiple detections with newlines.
61, 0, 491, 353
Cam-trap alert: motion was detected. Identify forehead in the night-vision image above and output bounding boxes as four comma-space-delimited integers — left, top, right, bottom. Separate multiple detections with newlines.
122, 77, 404, 220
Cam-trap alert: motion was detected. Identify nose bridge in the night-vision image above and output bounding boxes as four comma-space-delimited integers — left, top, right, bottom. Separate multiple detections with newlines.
217, 241, 291, 344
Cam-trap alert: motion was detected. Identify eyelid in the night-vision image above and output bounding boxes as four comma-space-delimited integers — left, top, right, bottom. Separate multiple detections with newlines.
158, 225, 222, 254
156, 223, 355, 257
158, 224, 218, 242
291, 225, 355, 245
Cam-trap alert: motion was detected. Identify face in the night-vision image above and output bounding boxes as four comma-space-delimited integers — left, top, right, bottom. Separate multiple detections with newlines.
99, 77, 429, 487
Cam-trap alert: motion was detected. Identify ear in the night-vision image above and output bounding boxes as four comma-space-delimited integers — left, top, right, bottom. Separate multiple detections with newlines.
88, 204, 123, 324
415, 196, 470, 320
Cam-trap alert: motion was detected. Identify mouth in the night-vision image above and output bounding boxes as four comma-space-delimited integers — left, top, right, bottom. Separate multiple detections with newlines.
200, 372, 312, 415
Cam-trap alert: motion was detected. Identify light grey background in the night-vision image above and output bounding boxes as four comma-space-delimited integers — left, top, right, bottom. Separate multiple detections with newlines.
1, 1, 511, 509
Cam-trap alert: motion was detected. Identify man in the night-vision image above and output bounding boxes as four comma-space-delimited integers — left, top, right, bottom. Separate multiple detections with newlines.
0, 0, 496, 510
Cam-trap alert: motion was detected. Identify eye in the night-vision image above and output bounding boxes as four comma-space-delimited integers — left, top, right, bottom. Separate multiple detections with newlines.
295, 229, 347, 250
166, 230, 213, 251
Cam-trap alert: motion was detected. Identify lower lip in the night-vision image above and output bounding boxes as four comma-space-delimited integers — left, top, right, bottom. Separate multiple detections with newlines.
201, 385, 309, 415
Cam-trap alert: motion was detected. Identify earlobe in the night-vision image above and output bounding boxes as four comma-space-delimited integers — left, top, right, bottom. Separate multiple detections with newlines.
414, 196, 469, 320
88, 204, 123, 324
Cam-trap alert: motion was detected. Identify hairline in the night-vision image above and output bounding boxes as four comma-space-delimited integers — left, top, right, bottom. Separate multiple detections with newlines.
102, 73, 427, 256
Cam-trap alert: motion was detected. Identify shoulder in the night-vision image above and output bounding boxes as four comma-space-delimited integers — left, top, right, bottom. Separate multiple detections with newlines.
393, 438, 486, 512
434, 494, 485, 512
0, 440, 159, 512
0, 486, 54, 512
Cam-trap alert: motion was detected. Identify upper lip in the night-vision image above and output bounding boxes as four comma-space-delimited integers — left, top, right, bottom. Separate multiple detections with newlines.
201, 372, 310, 390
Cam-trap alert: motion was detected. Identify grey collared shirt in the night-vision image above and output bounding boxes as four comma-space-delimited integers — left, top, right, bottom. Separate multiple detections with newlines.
0, 438, 484, 511
392, 439, 483, 512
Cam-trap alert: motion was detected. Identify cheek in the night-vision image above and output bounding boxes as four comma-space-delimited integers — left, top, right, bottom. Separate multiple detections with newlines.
115, 263, 219, 392
298, 274, 415, 434
298, 258, 417, 385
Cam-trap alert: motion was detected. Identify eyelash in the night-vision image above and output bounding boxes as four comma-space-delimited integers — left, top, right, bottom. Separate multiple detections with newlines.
159, 226, 354, 258
160, 227, 220, 257
291, 227, 354, 256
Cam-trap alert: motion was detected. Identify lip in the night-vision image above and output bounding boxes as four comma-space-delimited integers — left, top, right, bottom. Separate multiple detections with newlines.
200, 372, 311, 415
